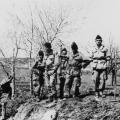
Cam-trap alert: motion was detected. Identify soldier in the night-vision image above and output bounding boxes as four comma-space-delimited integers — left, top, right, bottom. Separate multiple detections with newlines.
64, 42, 83, 98
32, 50, 45, 100
91, 35, 110, 99
0, 73, 13, 99
57, 48, 69, 99
44, 42, 58, 102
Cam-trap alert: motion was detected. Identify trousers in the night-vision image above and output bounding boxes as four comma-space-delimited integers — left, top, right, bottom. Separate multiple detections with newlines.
46, 73, 57, 98
64, 74, 81, 97
57, 75, 66, 98
92, 69, 106, 92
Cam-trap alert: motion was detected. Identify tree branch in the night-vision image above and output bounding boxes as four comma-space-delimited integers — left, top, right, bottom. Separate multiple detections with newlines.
38, 11, 49, 41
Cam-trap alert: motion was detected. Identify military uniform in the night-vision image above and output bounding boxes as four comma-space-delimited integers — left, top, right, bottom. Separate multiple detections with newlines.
57, 54, 69, 99
64, 52, 83, 97
91, 44, 108, 96
32, 59, 45, 99
44, 50, 57, 101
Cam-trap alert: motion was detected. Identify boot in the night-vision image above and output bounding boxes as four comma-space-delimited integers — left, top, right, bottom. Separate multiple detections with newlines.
94, 92, 101, 101
99, 91, 105, 98
46, 95, 53, 103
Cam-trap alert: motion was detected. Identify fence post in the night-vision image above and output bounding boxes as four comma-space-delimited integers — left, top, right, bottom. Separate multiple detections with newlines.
29, 53, 33, 95
1, 102, 7, 120
114, 49, 117, 100
30, 70, 33, 95
12, 48, 15, 99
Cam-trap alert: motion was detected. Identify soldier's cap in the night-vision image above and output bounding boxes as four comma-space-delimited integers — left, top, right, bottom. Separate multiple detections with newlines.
95, 35, 102, 41
71, 42, 78, 50
38, 50, 44, 57
61, 48, 67, 52
44, 42, 51, 49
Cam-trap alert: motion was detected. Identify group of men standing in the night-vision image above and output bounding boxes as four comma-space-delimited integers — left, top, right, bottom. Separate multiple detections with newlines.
32, 35, 110, 102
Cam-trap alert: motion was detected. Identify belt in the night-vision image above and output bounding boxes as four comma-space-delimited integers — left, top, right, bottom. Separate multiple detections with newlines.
93, 57, 106, 60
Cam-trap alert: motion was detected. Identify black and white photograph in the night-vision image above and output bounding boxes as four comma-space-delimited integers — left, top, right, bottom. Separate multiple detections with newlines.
0, 0, 120, 120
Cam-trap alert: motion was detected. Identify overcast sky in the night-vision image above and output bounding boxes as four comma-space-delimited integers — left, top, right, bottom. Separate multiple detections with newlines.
0, 0, 120, 57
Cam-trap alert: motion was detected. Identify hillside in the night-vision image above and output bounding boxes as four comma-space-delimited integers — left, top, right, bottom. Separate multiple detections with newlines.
6, 90, 120, 120
0, 74, 118, 120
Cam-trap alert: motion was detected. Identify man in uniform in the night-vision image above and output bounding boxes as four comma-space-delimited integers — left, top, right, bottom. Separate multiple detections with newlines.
57, 48, 69, 99
64, 42, 83, 98
44, 42, 58, 102
32, 50, 45, 100
91, 35, 110, 98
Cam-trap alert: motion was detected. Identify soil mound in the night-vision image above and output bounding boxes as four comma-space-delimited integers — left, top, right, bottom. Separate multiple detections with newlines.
6, 96, 120, 120
9, 101, 58, 120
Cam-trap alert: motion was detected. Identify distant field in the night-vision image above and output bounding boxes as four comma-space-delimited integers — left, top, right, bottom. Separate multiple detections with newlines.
0, 63, 120, 94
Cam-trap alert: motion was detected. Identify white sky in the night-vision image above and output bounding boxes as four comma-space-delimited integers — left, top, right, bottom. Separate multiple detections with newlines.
0, 0, 120, 57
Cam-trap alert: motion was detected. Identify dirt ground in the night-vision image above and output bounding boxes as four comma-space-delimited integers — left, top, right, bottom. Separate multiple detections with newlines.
57, 73, 120, 120
55, 73, 120, 120
2, 72, 120, 120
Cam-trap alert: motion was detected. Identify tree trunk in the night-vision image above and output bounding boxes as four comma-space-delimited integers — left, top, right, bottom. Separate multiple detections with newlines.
29, 52, 33, 95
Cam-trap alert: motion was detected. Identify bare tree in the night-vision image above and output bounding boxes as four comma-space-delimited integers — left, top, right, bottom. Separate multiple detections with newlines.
8, 30, 23, 98
108, 34, 120, 86
10, 6, 70, 94
12, 9, 68, 53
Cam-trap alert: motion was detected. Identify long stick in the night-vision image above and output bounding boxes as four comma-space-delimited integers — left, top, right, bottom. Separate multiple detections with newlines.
12, 48, 16, 99
114, 49, 117, 100
1, 102, 7, 120
29, 53, 33, 95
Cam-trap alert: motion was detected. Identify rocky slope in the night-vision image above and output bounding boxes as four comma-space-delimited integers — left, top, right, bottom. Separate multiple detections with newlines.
5, 95, 120, 120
